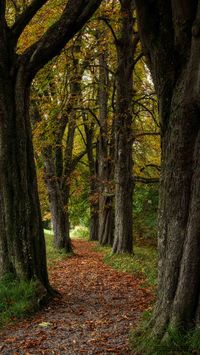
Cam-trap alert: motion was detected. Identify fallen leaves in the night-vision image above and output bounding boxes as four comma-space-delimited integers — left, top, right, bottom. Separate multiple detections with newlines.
38, 322, 51, 328
0, 240, 153, 354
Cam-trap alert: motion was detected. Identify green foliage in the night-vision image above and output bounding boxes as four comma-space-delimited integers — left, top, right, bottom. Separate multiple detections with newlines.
0, 274, 37, 327
94, 244, 157, 288
69, 169, 91, 228
69, 198, 90, 228
133, 185, 159, 241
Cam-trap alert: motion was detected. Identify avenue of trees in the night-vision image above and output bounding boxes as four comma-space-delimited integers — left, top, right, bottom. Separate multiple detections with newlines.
1, 0, 200, 350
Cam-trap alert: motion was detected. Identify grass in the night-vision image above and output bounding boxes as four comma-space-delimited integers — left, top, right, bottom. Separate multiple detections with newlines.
130, 316, 200, 355
45, 231, 72, 267
94, 243, 157, 288
0, 273, 37, 327
70, 225, 89, 240
0, 231, 72, 328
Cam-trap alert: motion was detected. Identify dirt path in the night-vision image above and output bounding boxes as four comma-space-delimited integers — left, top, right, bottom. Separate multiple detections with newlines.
0, 240, 153, 354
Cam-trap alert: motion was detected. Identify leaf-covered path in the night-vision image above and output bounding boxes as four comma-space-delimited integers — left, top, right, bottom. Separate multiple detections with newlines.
0, 240, 153, 354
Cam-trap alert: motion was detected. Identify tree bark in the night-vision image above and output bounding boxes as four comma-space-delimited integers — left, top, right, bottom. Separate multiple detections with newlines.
43, 146, 72, 251
112, 0, 135, 254
136, 0, 200, 337
0, 66, 49, 289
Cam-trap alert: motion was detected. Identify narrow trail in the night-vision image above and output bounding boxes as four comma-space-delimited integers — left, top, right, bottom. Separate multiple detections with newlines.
0, 240, 153, 354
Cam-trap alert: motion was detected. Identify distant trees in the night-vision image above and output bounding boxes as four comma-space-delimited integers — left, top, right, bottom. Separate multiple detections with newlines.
0, 0, 102, 291
32, 40, 86, 252
51, 0, 159, 253
136, 0, 200, 339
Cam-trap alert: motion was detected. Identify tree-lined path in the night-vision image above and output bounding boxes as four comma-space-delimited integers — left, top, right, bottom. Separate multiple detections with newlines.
0, 240, 153, 354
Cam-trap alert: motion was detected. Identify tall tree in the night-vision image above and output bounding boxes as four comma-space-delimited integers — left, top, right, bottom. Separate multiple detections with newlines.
136, 0, 200, 338
84, 120, 99, 241
112, 0, 136, 253
0, 0, 102, 290
33, 41, 86, 251
98, 51, 115, 246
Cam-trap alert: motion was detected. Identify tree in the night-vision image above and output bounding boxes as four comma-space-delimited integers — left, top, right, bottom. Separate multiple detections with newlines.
112, 0, 136, 253
84, 120, 99, 241
97, 51, 115, 246
136, 0, 200, 338
32, 40, 86, 252
79, 15, 116, 245
0, 0, 102, 290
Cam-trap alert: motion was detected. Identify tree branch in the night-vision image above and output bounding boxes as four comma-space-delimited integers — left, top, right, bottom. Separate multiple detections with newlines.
132, 52, 143, 69
20, 0, 102, 81
134, 176, 159, 184
134, 131, 160, 139
70, 150, 87, 172
98, 16, 119, 45
140, 164, 161, 173
11, 0, 49, 41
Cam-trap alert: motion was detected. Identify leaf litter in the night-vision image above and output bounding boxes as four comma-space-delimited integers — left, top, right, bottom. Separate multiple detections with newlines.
0, 240, 153, 354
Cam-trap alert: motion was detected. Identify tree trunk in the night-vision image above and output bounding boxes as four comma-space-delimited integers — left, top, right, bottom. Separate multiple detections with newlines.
112, 0, 135, 254
44, 147, 72, 251
98, 52, 114, 246
0, 67, 50, 290
153, 82, 200, 334
135, 0, 200, 338
84, 123, 99, 241
0, 193, 11, 276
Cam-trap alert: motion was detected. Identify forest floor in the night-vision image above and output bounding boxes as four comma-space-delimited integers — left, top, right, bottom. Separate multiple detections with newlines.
0, 239, 153, 354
